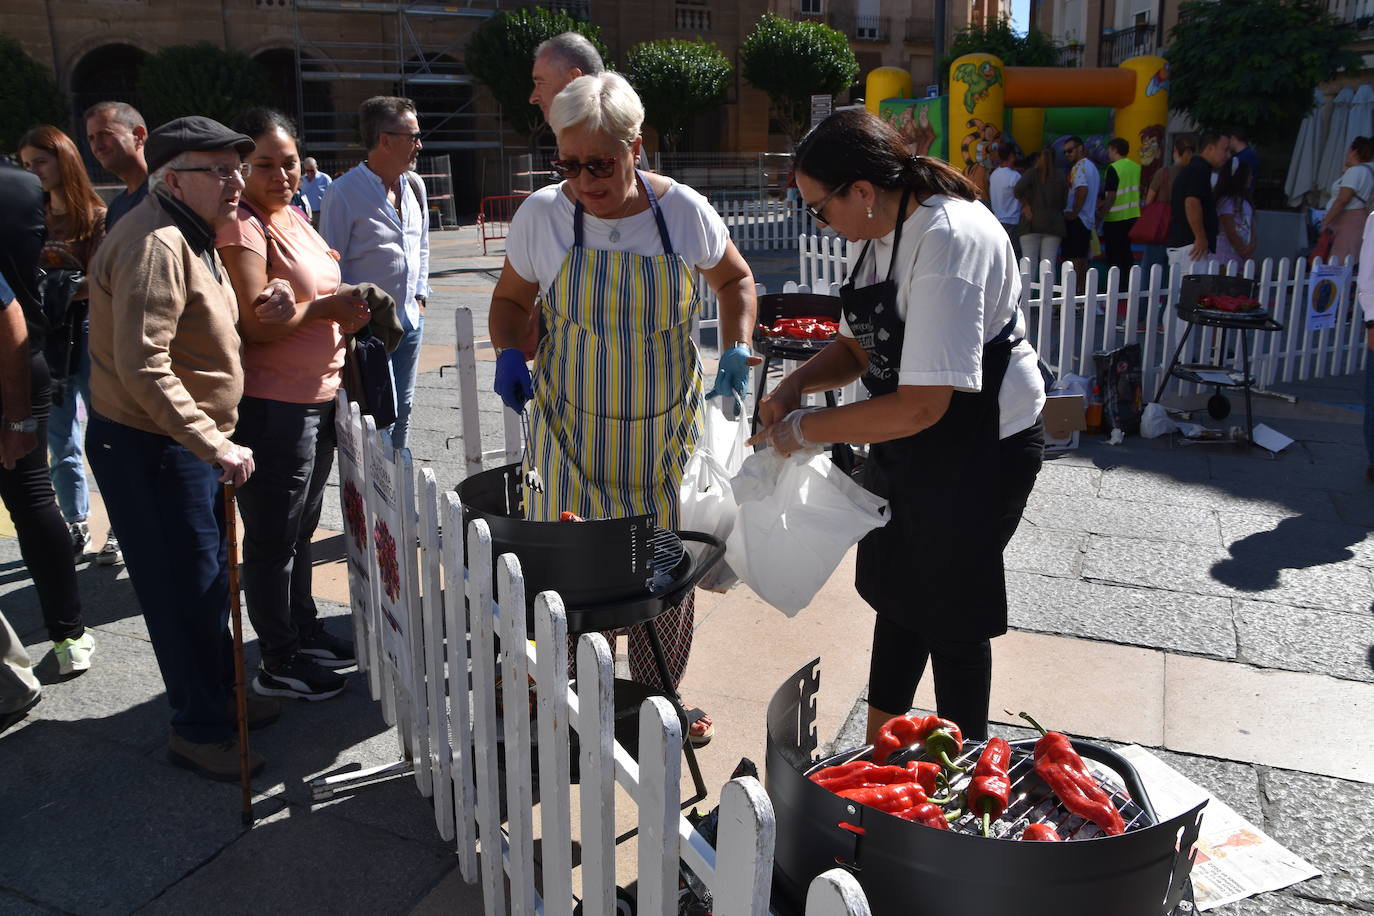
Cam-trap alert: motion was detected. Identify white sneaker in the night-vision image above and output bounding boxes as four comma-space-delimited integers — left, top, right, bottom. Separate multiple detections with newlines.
54, 632, 95, 675
96, 535, 123, 566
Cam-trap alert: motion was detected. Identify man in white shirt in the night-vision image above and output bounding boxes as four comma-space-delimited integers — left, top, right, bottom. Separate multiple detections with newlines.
320, 97, 430, 451
299, 157, 332, 228
988, 143, 1022, 262
1061, 136, 1100, 293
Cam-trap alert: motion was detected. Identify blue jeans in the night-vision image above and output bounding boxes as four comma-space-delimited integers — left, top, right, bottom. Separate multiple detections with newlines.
1365, 353, 1374, 466
47, 326, 92, 524
87, 415, 234, 743
388, 316, 424, 451
232, 396, 335, 661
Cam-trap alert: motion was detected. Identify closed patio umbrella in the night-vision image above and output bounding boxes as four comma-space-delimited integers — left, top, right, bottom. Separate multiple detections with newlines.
1316, 86, 1355, 205
1285, 89, 1328, 207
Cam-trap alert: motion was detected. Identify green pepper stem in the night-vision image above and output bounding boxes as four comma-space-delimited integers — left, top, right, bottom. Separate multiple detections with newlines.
936, 750, 967, 773
945, 807, 963, 822
928, 791, 956, 806
979, 796, 995, 837
1018, 711, 1049, 737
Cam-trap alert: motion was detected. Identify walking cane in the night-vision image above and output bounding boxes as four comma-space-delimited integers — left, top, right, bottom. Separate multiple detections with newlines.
223, 483, 254, 826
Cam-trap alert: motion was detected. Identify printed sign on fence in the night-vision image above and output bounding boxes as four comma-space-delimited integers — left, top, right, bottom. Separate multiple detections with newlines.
337, 404, 369, 582
1306, 263, 1349, 332
369, 437, 413, 696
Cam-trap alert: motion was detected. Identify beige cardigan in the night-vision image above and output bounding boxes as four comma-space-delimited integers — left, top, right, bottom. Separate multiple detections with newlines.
88, 194, 243, 463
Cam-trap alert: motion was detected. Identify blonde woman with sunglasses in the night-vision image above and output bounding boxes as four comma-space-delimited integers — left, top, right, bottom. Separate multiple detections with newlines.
488, 72, 758, 747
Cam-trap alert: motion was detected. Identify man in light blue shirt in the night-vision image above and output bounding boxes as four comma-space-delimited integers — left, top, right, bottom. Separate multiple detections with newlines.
299, 157, 331, 228
321, 97, 430, 451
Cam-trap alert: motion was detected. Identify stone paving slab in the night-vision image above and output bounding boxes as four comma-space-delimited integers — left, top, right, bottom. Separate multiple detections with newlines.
0, 723, 286, 914
1083, 534, 1372, 614
1003, 524, 1085, 579
136, 805, 453, 916
1023, 490, 1225, 545
1007, 571, 1237, 659
1095, 467, 1341, 522
1025, 462, 1102, 496
1235, 601, 1374, 683
1217, 511, 1374, 568
1258, 770, 1374, 910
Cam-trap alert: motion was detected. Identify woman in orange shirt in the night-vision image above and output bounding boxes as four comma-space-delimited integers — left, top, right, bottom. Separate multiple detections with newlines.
216, 108, 372, 702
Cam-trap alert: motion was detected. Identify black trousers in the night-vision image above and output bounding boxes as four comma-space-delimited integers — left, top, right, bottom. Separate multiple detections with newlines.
1102, 218, 1138, 277
866, 421, 1044, 740
0, 354, 84, 643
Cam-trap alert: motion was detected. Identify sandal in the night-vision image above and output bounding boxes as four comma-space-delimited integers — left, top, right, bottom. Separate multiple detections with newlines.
685, 707, 713, 748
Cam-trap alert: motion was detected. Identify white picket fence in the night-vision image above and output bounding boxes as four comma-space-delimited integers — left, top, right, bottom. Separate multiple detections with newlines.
713, 198, 818, 251
330, 390, 872, 915
797, 235, 1369, 396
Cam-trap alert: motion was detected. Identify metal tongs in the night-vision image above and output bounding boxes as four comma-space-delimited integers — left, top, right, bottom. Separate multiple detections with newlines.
520, 409, 544, 494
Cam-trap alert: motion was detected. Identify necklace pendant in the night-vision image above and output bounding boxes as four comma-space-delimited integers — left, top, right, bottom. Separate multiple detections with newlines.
608, 228, 621, 243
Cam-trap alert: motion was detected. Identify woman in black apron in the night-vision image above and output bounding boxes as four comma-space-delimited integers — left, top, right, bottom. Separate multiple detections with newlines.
751, 109, 1045, 743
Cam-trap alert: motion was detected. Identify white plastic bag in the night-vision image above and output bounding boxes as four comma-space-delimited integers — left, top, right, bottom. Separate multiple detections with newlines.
1140, 402, 1178, 439
725, 448, 889, 616
678, 399, 750, 592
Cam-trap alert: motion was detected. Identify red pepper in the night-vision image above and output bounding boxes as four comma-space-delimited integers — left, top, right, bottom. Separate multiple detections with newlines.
893, 802, 951, 830
836, 782, 927, 814
965, 736, 1012, 836
811, 759, 946, 797
1023, 823, 1063, 842
559, 511, 585, 522
872, 715, 966, 771
1019, 713, 1126, 836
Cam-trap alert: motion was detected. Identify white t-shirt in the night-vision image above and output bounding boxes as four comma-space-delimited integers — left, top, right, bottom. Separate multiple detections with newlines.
506, 178, 729, 290
837, 195, 1045, 440
1070, 158, 1100, 226
1334, 163, 1374, 207
989, 166, 1021, 224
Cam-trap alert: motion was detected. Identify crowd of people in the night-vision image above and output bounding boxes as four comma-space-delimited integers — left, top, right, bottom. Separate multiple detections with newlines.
976, 128, 1259, 290
0, 92, 430, 779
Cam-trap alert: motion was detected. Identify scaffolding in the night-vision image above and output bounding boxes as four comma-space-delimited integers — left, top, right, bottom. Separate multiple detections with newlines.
291, 0, 510, 213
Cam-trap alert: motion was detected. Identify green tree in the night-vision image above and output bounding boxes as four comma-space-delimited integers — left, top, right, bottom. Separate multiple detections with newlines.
625, 39, 731, 152
465, 7, 610, 138
1166, 0, 1359, 145
137, 44, 271, 127
740, 13, 858, 147
0, 34, 67, 155
938, 17, 1061, 78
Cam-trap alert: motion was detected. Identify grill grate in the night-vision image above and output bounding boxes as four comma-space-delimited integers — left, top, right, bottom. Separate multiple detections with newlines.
645, 526, 686, 592
816, 736, 1152, 840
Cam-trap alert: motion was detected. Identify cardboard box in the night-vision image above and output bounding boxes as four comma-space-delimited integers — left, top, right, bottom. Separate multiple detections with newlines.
1043, 392, 1087, 451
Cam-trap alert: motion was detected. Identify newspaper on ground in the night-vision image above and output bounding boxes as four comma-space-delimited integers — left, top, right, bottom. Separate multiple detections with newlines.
1117, 745, 1319, 911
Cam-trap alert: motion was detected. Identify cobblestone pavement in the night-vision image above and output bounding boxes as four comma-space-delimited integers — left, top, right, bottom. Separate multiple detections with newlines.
1, 227, 1370, 914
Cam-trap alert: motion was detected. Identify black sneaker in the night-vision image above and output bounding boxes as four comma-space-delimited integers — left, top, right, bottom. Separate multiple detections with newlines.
298, 625, 356, 669
253, 654, 346, 701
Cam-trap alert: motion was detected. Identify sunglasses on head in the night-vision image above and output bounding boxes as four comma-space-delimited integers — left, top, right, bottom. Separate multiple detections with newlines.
549, 156, 618, 179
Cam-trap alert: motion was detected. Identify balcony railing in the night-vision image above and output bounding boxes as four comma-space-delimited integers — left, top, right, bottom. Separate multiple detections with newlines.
675, 6, 711, 31
1056, 43, 1084, 67
831, 12, 889, 41
1327, 0, 1374, 27
905, 15, 936, 42
1097, 24, 1158, 66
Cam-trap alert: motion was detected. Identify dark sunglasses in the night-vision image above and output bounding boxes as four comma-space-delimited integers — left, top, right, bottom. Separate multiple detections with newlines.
805, 181, 851, 224
549, 156, 618, 180
383, 130, 423, 144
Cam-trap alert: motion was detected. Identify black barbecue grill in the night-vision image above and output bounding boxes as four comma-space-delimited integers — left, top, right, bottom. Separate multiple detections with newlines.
455, 462, 727, 801
767, 660, 1207, 916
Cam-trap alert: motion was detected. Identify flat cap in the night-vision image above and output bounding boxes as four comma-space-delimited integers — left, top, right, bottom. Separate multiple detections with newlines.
146, 116, 255, 173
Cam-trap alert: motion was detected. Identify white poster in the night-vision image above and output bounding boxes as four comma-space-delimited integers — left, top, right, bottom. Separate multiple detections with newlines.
1306, 263, 1349, 332
334, 398, 372, 676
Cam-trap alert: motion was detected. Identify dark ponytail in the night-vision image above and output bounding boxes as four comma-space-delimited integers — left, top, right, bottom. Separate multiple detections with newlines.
795, 108, 977, 204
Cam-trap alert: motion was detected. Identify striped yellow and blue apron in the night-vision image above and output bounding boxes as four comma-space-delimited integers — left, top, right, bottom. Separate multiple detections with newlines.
524, 172, 704, 529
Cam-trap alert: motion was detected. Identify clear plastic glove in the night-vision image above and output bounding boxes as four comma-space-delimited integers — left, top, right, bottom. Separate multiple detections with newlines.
755, 408, 824, 458
707, 344, 753, 403
494, 348, 533, 414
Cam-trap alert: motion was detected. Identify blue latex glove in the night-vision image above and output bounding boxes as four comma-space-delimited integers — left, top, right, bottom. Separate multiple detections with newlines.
707, 344, 753, 404
494, 348, 533, 414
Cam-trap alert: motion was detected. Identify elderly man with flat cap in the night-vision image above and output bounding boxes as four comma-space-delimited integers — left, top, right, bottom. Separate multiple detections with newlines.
87, 115, 295, 781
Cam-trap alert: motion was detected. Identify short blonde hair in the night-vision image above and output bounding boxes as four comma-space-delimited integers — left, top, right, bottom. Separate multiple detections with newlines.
548, 72, 643, 145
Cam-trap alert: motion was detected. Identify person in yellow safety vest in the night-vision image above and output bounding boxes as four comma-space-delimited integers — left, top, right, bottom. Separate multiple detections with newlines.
1099, 137, 1141, 279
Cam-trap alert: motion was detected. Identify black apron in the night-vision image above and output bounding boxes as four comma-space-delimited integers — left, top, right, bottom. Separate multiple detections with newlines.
844, 193, 1019, 640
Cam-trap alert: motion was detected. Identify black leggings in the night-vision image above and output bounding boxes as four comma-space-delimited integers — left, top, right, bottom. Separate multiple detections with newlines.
865, 421, 1044, 741
0, 354, 84, 642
